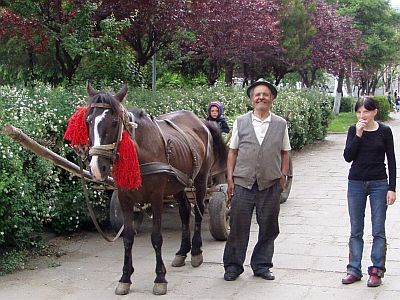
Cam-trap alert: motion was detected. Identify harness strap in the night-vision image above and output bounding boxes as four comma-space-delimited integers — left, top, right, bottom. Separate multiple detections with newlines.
163, 119, 201, 185
140, 162, 190, 186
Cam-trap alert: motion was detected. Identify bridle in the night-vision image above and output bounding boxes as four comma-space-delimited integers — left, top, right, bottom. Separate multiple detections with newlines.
88, 102, 138, 163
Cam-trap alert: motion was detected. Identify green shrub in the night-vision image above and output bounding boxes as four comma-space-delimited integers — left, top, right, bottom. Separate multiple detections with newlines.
340, 97, 356, 113
374, 96, 390, 121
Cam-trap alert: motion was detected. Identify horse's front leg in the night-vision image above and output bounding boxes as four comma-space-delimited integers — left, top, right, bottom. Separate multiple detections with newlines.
171, 191, 191, 267
191, 180, 206, 267
115, 200, 135, 295
151, 200, 168, 295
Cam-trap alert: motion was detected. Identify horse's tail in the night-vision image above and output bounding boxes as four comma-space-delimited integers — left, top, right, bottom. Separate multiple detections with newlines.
203, 121, 228, 172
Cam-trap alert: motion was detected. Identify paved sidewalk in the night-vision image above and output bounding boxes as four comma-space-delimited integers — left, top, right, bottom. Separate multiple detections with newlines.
1, 113, 400, 300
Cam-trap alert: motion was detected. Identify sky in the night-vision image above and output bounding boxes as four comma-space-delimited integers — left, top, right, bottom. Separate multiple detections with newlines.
390, 0, 400, 10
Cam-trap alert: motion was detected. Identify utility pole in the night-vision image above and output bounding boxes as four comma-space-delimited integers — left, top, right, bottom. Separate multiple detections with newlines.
151, 32, 156, 92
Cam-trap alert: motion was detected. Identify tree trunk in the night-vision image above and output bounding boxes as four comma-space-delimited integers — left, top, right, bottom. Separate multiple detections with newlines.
207, 61, 219, 86
242, 63, 249, 87
224, 62, 234, 86
345, 76, 353, 97
333, 68, 345, 115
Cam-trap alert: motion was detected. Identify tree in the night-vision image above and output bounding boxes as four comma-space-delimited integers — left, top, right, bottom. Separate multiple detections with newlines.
95, 0, 188, 69
186, 0, 281, 85
337, 0, 400, 95
0, 0, 127, 84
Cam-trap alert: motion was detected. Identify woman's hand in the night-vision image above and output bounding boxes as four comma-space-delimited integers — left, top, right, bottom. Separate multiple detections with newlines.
355, 119, 367, 137
387, 191, 396, 205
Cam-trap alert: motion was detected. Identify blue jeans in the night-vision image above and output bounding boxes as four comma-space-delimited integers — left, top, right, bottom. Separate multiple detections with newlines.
346, 179, 388, 278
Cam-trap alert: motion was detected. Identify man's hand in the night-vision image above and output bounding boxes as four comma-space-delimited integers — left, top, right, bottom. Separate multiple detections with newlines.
227, 179, 234, 200
279, 175, 287, 191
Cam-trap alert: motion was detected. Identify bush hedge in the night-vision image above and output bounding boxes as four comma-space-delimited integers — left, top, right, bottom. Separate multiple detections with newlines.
373, 96, 390, 121
0, 83, 331, 273
340, 96, 356, 113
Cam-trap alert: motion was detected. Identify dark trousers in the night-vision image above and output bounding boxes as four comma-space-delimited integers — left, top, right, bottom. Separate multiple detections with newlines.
223, 181, 281, 275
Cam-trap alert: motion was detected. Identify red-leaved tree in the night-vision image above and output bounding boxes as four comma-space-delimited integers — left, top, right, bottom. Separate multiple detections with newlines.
186, 0, 281, 85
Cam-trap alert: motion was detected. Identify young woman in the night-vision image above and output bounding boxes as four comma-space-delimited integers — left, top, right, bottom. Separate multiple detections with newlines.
342, 96, 396, 287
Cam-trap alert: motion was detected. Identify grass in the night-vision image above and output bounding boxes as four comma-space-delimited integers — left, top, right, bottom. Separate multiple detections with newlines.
328, 112, 357, 133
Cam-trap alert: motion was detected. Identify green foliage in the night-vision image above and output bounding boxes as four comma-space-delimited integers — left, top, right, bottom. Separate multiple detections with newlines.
340, 96, 356, 113
272, 88, 332, 149
0, 84, 109, 250
338, 0, 400, 70
374, 96, 390, 121
0, 249, 28, 275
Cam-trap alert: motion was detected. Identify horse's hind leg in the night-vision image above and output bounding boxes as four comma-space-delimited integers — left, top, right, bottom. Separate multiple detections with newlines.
191, 179, 207, 267
151, 200, 168, 295
115, 199, 135, 295
171, 191, 191, 267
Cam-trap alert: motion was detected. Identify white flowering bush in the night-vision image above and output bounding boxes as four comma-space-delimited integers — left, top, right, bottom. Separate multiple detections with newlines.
0, 83, 331, 258
0, 84, 108, 253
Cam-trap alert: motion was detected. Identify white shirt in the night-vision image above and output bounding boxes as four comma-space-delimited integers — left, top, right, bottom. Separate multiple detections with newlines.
229, 112, 291, 150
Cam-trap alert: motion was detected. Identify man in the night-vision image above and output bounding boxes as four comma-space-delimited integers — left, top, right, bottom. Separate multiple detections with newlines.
223, 78, 291, 281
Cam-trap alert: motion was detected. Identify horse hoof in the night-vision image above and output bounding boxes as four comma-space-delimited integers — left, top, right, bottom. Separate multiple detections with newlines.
171, 255, 186, 267
115, 282, 131, 295
191, 253, 203, 267
153, 282, 167, 295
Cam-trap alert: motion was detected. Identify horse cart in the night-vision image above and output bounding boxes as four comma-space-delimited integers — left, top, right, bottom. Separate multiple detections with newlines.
109, 156, 293, 242
2, 83, 293, 296
2, 124, 293, 243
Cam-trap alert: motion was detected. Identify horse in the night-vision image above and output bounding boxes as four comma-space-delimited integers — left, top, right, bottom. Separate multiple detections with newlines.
84, 83, 227, 295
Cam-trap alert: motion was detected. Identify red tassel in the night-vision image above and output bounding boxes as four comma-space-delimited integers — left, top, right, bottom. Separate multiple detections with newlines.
112, 131, 142, 190
64, 106, 89, 146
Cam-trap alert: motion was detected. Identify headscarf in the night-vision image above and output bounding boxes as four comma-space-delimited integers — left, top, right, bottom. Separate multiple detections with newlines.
207, 101, 223, 121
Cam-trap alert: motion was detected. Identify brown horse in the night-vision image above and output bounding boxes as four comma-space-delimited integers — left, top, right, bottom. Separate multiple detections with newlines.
85, 83, 227, 295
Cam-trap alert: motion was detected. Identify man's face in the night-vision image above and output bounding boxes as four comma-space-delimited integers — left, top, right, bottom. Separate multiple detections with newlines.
251, 85, 275, 112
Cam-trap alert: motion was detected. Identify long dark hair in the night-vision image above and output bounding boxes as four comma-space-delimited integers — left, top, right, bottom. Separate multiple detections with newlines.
355, 96, 379, 112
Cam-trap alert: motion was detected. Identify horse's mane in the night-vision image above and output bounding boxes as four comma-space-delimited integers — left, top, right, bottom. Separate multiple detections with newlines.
203, 120, 228, 168
87, 92, 123, 117
130, 108, 147, 120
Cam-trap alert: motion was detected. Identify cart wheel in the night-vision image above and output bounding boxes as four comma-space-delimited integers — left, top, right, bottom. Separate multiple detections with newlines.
110, 190, 144, 234
209, 191, 230, 241
280, 152, 293, 204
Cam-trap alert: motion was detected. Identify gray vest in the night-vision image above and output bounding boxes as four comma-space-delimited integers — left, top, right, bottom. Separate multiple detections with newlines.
233, 111, 286, 190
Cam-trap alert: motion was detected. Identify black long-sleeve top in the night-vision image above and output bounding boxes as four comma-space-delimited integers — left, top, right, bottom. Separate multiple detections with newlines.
343, 123, 396, 192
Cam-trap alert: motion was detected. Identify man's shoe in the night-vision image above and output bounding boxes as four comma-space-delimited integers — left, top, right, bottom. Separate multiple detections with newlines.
224, 271, 239, 281
342, 274, 361, 284
254, 270, 275, 280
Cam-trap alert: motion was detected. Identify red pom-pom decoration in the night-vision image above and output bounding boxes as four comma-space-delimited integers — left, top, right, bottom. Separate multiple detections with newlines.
64, 106, 89, 146
112, 131, 142, 190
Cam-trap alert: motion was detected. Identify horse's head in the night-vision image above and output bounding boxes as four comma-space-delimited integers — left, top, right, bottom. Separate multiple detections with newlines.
86, 83, 129, 181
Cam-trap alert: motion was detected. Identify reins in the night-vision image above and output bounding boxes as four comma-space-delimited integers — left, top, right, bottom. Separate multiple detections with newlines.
77, 102, 137, 242
78, 155, 123, 242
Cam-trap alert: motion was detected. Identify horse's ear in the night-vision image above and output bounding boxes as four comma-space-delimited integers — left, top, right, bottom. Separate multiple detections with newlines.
87, 82, 97, 97
114, 83, 128, 103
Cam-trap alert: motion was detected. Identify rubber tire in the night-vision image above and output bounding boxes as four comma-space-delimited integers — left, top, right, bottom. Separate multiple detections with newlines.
209, 191, 230, 241
280, 152, 293, 204
109, 190, 144, 234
